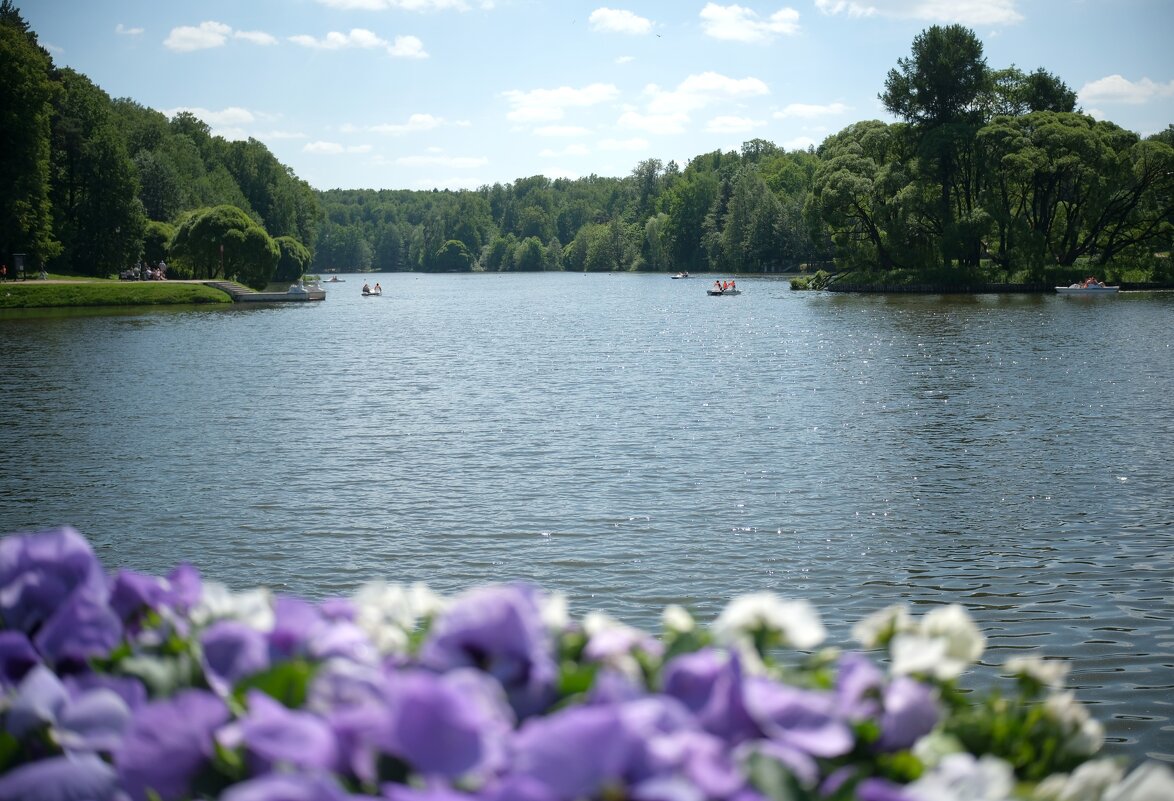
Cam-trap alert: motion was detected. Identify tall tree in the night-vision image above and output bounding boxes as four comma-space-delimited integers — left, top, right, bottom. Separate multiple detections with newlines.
49, 68, 144, 275
882, 25, 989, 267
0, 6, 60, 268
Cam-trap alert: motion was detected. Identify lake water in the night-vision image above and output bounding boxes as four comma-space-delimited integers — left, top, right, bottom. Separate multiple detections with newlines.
1, 273, 1172, 763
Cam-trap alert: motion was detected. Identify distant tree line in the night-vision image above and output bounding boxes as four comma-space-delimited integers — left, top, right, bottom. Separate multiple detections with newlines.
314, 26, 1172, 281
3, 2, 1170, 286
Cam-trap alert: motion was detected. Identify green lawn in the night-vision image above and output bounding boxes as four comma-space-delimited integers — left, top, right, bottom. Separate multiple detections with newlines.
0, 281, 232, 309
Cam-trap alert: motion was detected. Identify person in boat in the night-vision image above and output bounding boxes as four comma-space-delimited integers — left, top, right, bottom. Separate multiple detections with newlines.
374, 282, 382, 293
714, 280, 722, 292
362, 282, 371, 294
730, 279, 736, 290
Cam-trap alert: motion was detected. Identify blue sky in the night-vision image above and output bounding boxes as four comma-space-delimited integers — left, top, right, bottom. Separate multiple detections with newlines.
20, 0, 1174, 191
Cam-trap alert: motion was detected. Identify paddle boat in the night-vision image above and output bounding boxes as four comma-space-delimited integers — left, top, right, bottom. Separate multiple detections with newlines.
708, 280, 741, 296
671, 271, 690, 279
326, 276, 345, 283
1055, 280, 1119, 295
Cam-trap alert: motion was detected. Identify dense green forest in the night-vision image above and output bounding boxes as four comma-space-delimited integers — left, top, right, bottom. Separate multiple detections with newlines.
2, 2, 1170, 287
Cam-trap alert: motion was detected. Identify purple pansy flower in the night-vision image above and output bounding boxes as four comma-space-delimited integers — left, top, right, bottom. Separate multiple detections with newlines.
32, 586, 122, 667
661, 649, 757, 744
5, 664, 130, 754
877, 676, 939, 751
375, 668, 511, 780
835, 651, 883, 721
108, 569, 169, 627
0, 527, 107, 633
219, 772, 366, 801
225, 689, 340, 773
0, 630, 40, 690
64, 672, 148, 712
510, 697, 699, 800
116, 689, 230, 801
420, 583, 556, 718
0, 753, 119, 801
200, 619, 270, 695
744, 677, 854, 759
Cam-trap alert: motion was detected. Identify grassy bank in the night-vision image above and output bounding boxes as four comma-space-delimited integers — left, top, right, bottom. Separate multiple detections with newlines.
0, 281, 231, 309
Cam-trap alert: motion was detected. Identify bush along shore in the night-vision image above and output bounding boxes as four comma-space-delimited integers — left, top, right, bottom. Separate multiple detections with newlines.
0, 281, 232, 309
1, 526, 1172, 801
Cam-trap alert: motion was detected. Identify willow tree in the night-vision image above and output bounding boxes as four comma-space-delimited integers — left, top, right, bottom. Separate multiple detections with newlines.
170, 205, 278, 288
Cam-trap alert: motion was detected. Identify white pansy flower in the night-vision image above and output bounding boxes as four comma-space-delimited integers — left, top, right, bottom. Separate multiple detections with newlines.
1005, 655, 1071, 689
920, 604, 985, 665
713, 593, 826, 650
1044, 691, 1104, 756
1104, 761, 1174, 801
662, 604, 695, 634
853, 603, 914, 648
539, 590, 569, 633
582, 611, 656, 680
907, 753, 1016, 801
912, 730, 967, 769
891, 633, 967, 680
1033, 758, 1124, 801
191, 582, 274, 631
352, 580, 445, 654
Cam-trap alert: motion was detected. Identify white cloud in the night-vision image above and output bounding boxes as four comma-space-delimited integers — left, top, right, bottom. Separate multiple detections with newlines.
599, 137, 650, 151
395, 154, 489, 167
234, 30, 278, 46
316, 0, 473, 10
290, 29, 428, 57
164, 106, 257, 127
164, 21, 232, 52
115, 23, 144, 36
165, 22, 278, 51
616, 55, 635, 65
646, 71, 770, 115
389, 35, 428, 57
1079, 75, 1174, 106
815, 0, 1023, 26
700, 3, 800, 43
257, 130, 308, 140
503, 83, 620, 122
539, 144, 592, 157
534, 125, 593, 137
774, 101, 850, 118
589, 8, 654, 35
617, 111, 689, 135
705, 115, 765, 133
364, 113, 446, 134
304, 141, 373, 154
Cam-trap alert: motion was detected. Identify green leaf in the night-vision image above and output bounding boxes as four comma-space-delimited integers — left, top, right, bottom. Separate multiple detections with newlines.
233, 659, 315, 708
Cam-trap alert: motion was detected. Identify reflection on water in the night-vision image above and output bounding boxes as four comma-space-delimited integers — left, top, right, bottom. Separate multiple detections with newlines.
1, 275, 1172, 762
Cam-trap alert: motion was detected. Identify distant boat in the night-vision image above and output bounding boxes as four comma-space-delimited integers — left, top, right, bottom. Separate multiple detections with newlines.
671, 272, 690, 279
708, 281, 740, 296
1055, 283, 1118, 295
327, 277, 345, 283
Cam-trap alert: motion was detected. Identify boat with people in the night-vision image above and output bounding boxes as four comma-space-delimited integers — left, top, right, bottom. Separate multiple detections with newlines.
327, 276, 345, 283
671, 272, 690, 279
1055, 277, 1119, 295
361, 282, 382, 297
708, 279, 740, 296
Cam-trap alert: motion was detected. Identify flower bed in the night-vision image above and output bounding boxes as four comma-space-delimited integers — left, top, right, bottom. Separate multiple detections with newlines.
0, 527, 1170, 801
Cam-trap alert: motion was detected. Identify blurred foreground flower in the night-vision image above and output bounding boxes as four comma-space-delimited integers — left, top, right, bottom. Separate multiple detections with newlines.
1, 526, 1171, 801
